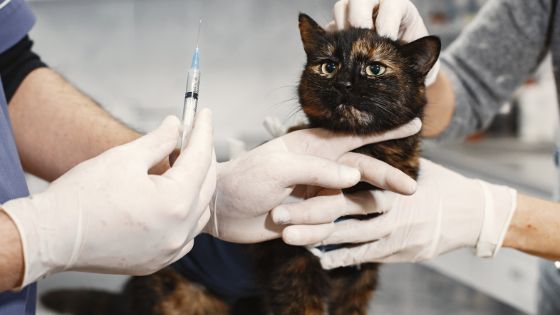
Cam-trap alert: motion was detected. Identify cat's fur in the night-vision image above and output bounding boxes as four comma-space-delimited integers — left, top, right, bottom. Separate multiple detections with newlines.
250, 14, 440, 315
41, 12, 440, 315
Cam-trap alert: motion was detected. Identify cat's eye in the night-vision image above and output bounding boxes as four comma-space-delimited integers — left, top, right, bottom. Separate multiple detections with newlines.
320, 62, 338, 76
365, 63, 386, 77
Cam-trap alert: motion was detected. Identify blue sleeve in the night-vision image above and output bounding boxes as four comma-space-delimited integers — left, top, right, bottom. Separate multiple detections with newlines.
0, 0, 35, 54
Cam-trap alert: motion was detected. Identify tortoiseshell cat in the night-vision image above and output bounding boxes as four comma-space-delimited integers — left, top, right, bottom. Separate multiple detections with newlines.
251, 13, 440, 315
41, 12, 440, 315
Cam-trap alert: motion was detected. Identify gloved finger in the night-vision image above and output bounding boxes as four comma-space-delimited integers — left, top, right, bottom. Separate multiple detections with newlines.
317, 240, 389, 269
280, 154, 361, 188
272, 189, 347, 224
215, 214, 283, 244
271, 189, 390, 225
320, 214, 392, 245
124, 115, 181, 170
282, 222, 335, 246
283, 118, 421, 160
398, 1, 428, 42
333, 0, 349, 30
374, 0, 407, 40
339, 152, 417, 195
347, 0, 378, 29
165, 108, 213, 186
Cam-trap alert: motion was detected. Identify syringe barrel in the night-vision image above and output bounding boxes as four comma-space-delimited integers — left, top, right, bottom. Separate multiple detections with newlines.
180, 97, 198, 150
179, 69, 200, 150
186, 69, 200, 96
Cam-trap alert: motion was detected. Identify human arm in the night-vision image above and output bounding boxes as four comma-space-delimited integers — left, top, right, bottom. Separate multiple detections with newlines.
8, 67, 175, 180
2, 36, 170, 180
1, 112, 215, 290
421, 72, 454, 137
0, 37, 177, 290
329, 0, 555, 139
0, 34, 169, 290
0, 209, 24, 291
427, 0, 555, 139
282, 159, 560, 268
504, 194, 560, 261
272, 158, 525, 268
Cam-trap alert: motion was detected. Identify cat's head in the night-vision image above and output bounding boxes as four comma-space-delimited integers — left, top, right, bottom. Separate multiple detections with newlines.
297, 13, 440, 134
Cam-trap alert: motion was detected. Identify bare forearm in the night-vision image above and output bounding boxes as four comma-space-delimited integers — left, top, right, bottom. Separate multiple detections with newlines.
503, 194, 560, 260
421, 74, 560, 259
8, 68, 169, 180
422, 72, 455, 138
0, 209, 23, 291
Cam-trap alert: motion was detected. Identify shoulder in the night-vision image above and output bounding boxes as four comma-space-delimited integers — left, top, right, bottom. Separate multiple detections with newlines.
0, 0, 36, 54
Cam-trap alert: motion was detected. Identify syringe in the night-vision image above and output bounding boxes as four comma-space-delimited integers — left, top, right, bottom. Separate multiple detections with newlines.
179, 20, 202, 151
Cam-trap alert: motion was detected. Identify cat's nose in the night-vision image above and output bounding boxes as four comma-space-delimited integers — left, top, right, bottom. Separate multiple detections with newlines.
336, 81, 352, 91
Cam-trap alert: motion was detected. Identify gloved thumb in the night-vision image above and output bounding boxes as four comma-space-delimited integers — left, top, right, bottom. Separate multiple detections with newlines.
124, 115, 181, 169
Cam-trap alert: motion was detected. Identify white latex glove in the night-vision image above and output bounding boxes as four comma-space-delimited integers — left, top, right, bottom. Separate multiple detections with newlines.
204, 119, 422, 243
284, 159, 517, 269
2, 110, 216, 287
328, 0, 440, 85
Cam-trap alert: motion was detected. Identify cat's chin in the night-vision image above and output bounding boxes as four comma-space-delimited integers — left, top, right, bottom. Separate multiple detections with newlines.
304, 104, 382, 134
331, 104, 375, 133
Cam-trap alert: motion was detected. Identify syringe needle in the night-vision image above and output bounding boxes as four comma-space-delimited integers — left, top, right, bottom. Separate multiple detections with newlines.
195, 19, 202, 49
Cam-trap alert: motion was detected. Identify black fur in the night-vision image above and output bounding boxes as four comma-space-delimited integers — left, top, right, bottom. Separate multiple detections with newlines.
252, 13, 441, 315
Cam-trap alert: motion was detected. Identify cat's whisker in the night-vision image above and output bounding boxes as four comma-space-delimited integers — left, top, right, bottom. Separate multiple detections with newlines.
270, 98, 298, 109
263, 96, 300, 116
286, 106, 303, 120
367, 101, 395, 117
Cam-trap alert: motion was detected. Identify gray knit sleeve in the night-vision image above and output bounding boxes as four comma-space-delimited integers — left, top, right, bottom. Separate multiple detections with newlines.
437, 0, 554, 141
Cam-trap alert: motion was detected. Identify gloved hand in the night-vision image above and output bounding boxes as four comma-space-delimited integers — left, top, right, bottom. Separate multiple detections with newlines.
282, 159, 517, 269
204, 119, 422, 243
2, 110, 216, 287
328, 0, 440, 85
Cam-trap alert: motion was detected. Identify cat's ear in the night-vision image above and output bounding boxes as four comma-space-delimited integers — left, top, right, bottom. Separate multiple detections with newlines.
401, 36, 441, 78
299, 13, 327, 55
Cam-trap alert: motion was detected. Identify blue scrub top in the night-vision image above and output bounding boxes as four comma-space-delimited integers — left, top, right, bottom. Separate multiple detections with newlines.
0, 0, 37, 314
173, 234, 260, 304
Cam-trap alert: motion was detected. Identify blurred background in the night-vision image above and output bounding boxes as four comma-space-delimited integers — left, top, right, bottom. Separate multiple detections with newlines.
25, 0, 558, 314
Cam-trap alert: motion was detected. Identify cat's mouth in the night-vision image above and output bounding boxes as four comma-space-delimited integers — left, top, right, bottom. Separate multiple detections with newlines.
334, 104, 372, 126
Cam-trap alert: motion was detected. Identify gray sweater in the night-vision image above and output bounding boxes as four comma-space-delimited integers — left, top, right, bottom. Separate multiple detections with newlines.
439, 0, 560, 140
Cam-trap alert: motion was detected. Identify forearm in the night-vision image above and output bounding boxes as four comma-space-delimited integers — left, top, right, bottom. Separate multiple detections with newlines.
422, 0, 552, 141
422, 72, 455, 137
8, 68, 169, 180
503, 193, 560, 260
0, 209, 23, 291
